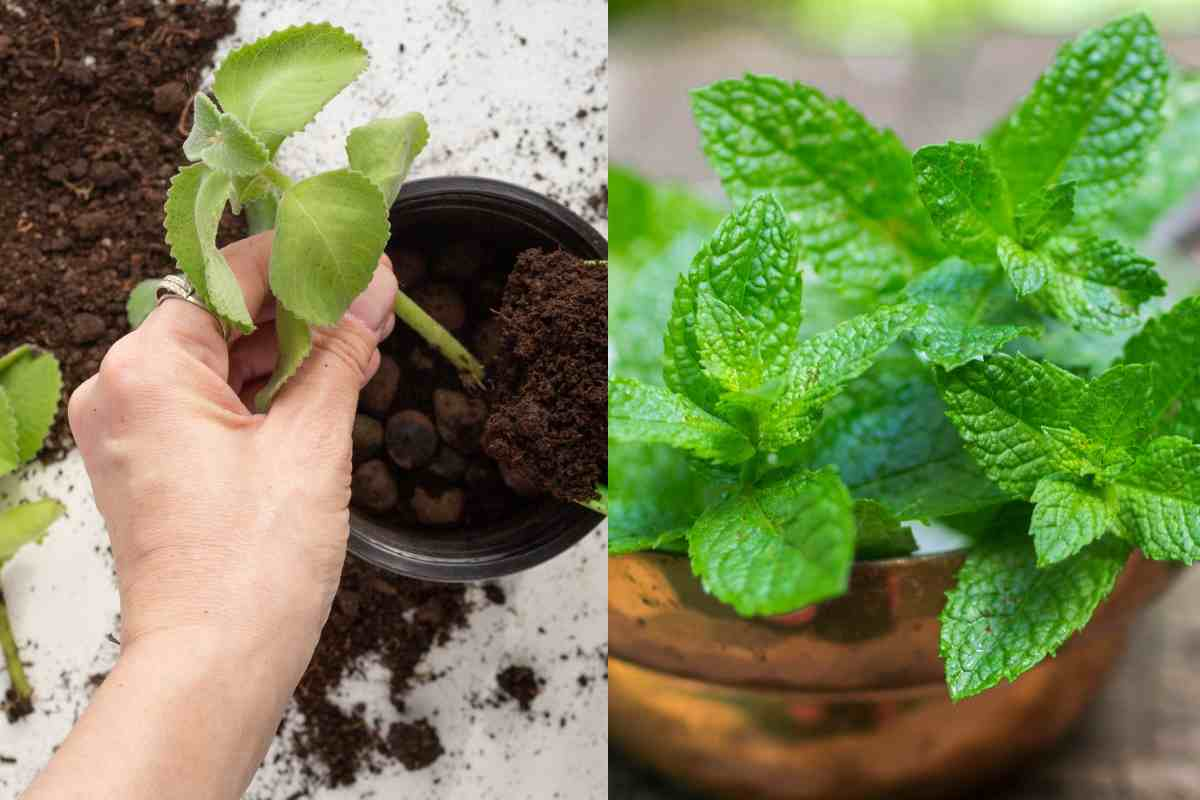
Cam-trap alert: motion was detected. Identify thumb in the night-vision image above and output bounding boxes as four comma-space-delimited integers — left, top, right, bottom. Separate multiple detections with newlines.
267, 260, 397, 439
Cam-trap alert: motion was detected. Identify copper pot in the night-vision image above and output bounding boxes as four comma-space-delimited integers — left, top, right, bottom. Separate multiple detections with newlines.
609, 549, 1180, 799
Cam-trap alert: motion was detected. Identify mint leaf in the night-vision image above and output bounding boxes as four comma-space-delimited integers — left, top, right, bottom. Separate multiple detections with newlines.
996, 236, 1051, 297
181, 93, 270, 177
1121, 295, 1200, 439
1029, 235, 1165, 332
757, 303, 920, 450
1074, 363, 1157, 449
937, 354, 1086, 498
345, 113, 429, 207
1030, 476, 1111, 566
164, 164, 254, 333
608, 378, 754, 464
905, 258, 1038, 369
853, 499, 917, 560
1114, 435, 1200, 562
692, 74, 941, 292
694, 293, 759, 391
0, 499, 64, 562
689, 468, 855, 616
212, 23, 368, 154
269, 169, 391, 326
609, 524, 688, 556
1013, 182, 1075, 247
940, 534, 1128, 700
126, 279, 159, 329
0, 347, 61, 463
254, 306, 312, 412
912, 141, 1013, 261
987, 13, 1168, 219
0, 390, 19, 479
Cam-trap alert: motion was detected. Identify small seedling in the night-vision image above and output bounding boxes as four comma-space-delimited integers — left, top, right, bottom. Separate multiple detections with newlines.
147, 23, 482, 408
611, 13, 1200, 700
0, 345, 66, 719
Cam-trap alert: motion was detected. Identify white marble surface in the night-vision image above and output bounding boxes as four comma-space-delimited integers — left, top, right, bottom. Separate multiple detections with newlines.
0, 1, 608, 797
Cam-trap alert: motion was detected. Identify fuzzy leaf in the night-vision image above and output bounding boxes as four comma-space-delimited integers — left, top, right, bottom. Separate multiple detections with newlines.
182, 93, 269, 177
345, 113, 429, 208
0, 499, 65, 562
996, 236, 1051, 297
182, 92, 221, 160
0, 347, 61, 463
608, 378, 754, 464
164, 164, 254, 333
1030, 477, 1111, 567
213, 23, 368, 155
126, 279, 159, 329
689, 468, 855, 616
940, 534, 1128, 701
905, 258, 1038, 369
0, 391, 18, 479
853, 499, 917, 560
254, 306, 312, 412
1114, 435, 1200, 562
269, 169, 391, 326
1121, 296, 1200, 440
912, 141, 1013, 261
987, 13, 1168, 219
1029, 236, 1165, 332
1014, 182, 1075, 247
692, 74, 942, 292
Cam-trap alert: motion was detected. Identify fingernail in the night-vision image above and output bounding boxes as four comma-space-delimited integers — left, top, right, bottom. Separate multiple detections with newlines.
346, 265, 397, 340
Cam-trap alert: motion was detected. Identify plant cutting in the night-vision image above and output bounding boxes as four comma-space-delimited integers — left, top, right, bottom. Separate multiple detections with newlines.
0, 345, 66, 719
610, 10, 1200, 706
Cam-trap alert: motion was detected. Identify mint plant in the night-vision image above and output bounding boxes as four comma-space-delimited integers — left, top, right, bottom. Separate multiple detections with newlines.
155, 23, 482, 408
610, 12, 1200, 700
0, 345, 66, 716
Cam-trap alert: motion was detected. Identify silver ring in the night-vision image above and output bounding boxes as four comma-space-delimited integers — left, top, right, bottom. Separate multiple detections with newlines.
156, 274, 231, 341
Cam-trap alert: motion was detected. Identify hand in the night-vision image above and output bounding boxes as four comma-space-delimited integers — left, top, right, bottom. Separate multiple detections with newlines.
26, 232, 396, 799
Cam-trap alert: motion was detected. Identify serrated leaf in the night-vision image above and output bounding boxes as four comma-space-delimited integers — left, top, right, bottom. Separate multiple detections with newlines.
758, 303, 921, 450
912, 141, 1013, 261
692, 74, 942, 292
213, 23, 368, 155
1114, 435, 1200, 562
0, 390, 19, 479
608, 378, 754, 464
1030, 477, 1111, 566
608, 525, 688, 556
937, 354, 1087, 498
1075, 363, 1157, 448
987, 13, 1168, 219
1121, 296, 1200, 439
164, 164, 254, 333
996, 236, 1051, 297
689, 468, 855, 616
1014, 182, 1075, 248
940, 534, 1128, 701
254, 306, 312, 412
269, 169, 391, 326
182, 93, 270, 177
853, 499, 917, 560
126, 279, 159, 329
905, 258, 1039, 369
345, 113, 429, 208
0, 499, 64, 562
694, 293, 759, 391
1029, 235, 1165, 332
0, 347, 61, 463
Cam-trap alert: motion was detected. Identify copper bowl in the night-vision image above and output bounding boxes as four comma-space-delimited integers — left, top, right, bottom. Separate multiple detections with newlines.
609, 549, 1180, 799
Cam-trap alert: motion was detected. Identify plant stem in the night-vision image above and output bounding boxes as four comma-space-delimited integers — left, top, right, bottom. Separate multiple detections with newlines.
394, 291, 485, 389
0, 598, 31, 707
261, 163, 295, 193
245, 195, 279, 236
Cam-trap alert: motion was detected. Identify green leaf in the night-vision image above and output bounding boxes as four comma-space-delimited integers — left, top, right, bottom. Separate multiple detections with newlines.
1013, 182, 1075, 248
181, 93, 270, 177
853, 499, 917, 560
212, 23, 368, 155
254, 306, 312, 412
1074, 363, 1157, 449
164, 164, 254, 334
608, 378, 754, 464
1121, 295, 1200, 440
0, 499, 65, 562
937, 354, 1087, 498
1028, 236, 1165, 332
608, 525, 688, 556
0, 390, 19, 479
0, 347, 61, 463
694, 293, 759, 391
912, 141, 1013, 261
689, 468, 855, 616
231, 174, 273, 214
996, 236, 1051, 297
1114, 435, 1200, 562
940, 534, 1128, 701
904, 258, 1038, 369
126, 279, 159, 329
269, 169, 391, 326
986, 13, 1168, 219
692, 74, 942, 292
758, 303, 921, 450
1030, 477, 1111, 567
345, 113, 429, 208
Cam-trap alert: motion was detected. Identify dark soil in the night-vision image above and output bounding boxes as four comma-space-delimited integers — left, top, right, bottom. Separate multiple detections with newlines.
483, 249, 607, 503
0, 0, 241, 460
385, 718, 445, 771
496, 664, 544, 711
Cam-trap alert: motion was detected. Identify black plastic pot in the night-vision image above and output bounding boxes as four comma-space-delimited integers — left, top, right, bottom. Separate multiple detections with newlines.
347, 176, 607, 582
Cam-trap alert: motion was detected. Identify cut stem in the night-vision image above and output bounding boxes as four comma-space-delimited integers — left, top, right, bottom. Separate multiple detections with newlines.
394, 291, 485, 389
0, 599, 31, 708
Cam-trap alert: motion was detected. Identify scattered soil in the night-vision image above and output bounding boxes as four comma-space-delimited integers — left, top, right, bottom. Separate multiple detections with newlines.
496, 664, 544, 711
483, 249, 607, 503
385, 718, 445, 771
0, 0, 241, 460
